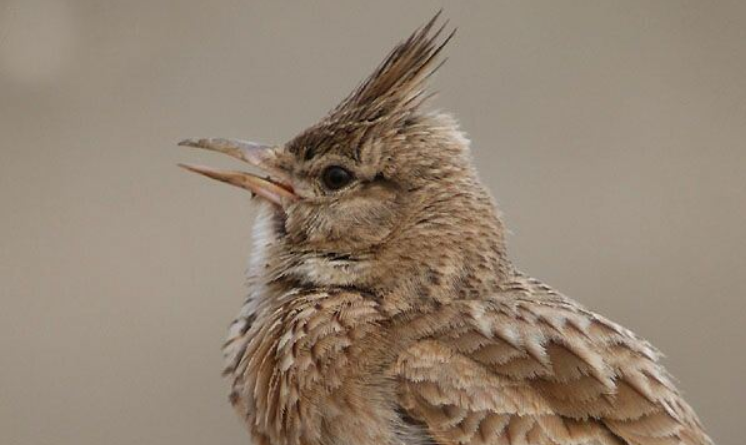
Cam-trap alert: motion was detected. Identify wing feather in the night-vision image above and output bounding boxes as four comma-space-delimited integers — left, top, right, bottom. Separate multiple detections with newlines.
395, 274, 713, 445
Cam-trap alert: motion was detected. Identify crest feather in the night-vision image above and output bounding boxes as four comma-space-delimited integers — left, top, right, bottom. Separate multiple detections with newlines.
333, 11, 455, 120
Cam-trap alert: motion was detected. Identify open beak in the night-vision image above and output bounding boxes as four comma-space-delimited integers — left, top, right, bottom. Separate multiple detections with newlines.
178, 138, 297, 206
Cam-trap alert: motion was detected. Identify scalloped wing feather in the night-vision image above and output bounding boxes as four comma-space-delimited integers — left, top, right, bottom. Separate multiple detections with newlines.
394, 274, 713, 445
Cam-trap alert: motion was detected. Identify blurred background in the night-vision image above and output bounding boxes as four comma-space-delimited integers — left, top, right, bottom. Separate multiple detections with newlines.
1, 1, 744, 444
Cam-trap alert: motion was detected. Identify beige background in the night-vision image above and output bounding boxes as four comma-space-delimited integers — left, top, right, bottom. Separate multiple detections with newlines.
1, 1, 744, 444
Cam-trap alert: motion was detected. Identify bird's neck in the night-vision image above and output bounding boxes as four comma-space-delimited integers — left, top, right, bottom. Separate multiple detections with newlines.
362, 180, 513, 315
249, 181, 513, 317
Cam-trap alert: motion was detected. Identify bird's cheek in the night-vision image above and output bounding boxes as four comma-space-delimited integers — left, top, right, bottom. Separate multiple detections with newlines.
284, 202, 399, 251
282, 203, 315, 244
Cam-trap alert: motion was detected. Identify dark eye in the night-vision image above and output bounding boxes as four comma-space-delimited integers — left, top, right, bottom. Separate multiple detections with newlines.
322, 166, 353, 190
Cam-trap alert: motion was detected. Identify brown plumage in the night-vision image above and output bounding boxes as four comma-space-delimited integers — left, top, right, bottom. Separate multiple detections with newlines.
179, 13, 714, 445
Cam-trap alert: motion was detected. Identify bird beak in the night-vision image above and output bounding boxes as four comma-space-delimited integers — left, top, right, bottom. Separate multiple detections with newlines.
177, 138, 297, 206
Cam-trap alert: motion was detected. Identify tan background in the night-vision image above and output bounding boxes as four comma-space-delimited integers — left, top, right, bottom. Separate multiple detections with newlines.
1, 1, 744, 444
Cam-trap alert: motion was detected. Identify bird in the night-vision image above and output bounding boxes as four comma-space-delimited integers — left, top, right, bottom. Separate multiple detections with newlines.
178, 13, 714, 445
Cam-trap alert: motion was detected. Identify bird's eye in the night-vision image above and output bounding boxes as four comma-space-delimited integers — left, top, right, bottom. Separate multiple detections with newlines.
321, 166, 353, 190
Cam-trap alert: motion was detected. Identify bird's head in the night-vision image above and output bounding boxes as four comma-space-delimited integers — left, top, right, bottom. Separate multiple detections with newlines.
180, 14, 510, 309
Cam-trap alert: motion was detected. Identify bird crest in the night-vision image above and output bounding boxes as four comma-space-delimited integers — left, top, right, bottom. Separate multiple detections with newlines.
289, 12, 455, 160
331, 12, 455, 122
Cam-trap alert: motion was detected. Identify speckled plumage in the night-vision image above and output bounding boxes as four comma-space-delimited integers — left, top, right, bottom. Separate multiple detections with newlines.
185, 14, 713, 445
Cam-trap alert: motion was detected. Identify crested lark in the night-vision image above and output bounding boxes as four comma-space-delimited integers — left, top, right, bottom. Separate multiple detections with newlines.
179, 14, 714, 445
